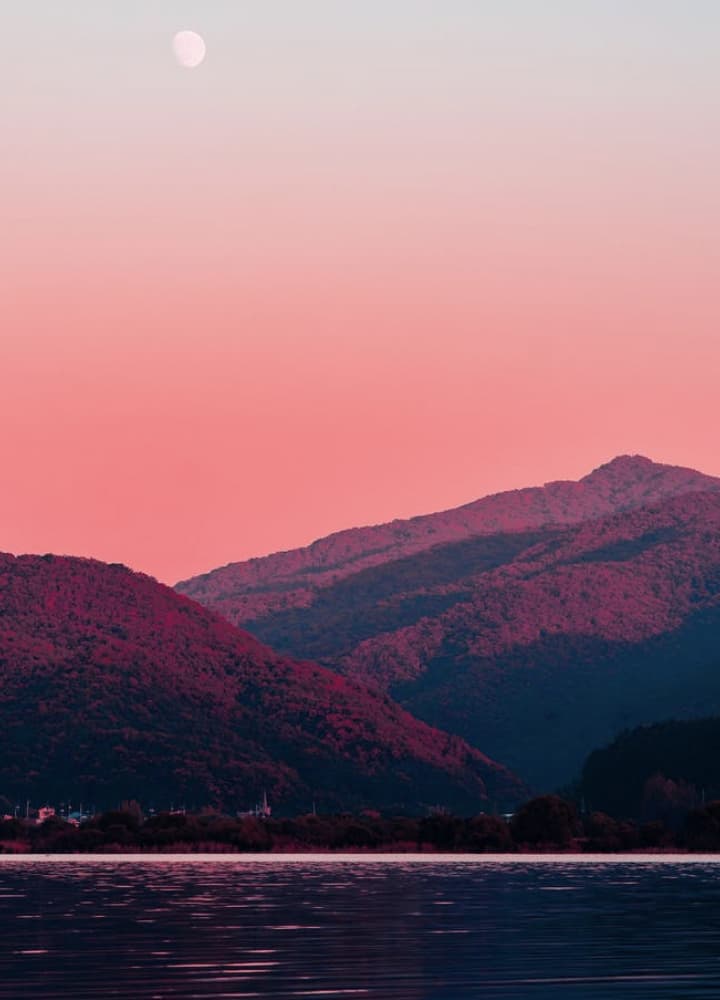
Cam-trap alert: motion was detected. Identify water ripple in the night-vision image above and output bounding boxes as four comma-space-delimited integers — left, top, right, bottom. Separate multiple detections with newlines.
2, 856, 720, 997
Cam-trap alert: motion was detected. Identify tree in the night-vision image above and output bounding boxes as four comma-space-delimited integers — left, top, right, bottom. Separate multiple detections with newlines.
685, 802, 720, 851
583, 812, 622, 852
463, 815, 513, 852
510, 796, 578, 847
93, 809, 141, 833
641, 773, 698, 829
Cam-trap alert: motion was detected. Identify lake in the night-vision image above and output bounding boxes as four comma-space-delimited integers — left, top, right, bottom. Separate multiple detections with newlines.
2, 854, 720, 998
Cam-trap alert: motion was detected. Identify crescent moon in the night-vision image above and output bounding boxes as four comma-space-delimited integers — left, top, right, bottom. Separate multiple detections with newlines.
173, 31, 207, 69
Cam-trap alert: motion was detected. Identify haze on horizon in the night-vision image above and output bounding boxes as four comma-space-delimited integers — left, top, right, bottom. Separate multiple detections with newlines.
4, 1, 720, 583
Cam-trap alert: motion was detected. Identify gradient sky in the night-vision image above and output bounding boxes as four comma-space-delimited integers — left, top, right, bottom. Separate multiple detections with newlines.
4, 2, 720, 583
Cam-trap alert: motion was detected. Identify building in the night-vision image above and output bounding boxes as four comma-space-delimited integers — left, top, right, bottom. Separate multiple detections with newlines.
239, 790, 271, 819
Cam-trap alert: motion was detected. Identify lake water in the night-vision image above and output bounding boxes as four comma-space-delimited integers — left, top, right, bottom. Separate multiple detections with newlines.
2, 854, 720, 998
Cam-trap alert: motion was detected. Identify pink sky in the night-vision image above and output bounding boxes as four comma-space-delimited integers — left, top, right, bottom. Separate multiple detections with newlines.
3, 3, 720, 583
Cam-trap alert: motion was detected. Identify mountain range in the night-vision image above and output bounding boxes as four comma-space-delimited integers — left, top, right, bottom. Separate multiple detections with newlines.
0, 552, 521, 813
4, 454, 720, 812
178, 456, 720, 789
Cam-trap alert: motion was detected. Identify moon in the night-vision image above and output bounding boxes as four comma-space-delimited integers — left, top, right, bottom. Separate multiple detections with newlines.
173, 30, 207, 69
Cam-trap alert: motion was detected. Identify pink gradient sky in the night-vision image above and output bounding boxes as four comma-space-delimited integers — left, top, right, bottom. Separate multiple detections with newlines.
4, 2, 720, 583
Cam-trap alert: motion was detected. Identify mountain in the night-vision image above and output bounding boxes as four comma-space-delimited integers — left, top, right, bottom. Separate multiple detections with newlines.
177, 458, 720, 790
0, 552, 522, 814
177, 455, 719, 625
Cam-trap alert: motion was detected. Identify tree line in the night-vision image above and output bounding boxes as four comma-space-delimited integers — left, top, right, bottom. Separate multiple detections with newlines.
5, 794, 720, 853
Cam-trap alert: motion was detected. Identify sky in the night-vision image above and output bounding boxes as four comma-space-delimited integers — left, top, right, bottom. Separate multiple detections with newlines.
3, 1, 720, 584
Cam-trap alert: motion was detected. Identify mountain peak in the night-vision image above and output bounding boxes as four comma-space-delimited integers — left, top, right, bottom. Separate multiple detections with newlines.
597, 453, 656, 469
580, 455, 716, 496
578, 454, 661, 489
584, 454, 663, 479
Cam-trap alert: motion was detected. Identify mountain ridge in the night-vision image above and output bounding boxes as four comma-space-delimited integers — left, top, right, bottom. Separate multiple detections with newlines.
176, 455, 720, 627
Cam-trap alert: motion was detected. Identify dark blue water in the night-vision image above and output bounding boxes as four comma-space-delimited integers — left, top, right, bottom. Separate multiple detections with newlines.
2, 855, 720, 999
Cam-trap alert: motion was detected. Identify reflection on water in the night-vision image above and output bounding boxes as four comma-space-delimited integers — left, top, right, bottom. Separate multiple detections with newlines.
1, 855, 720, 998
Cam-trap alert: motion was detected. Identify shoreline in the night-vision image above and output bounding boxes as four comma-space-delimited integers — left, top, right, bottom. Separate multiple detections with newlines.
0, 851, 716, 864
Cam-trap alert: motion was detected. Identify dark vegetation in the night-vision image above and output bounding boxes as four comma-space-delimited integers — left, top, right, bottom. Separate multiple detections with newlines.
399, 606, 720, 791
578, 717, 720, 820
562, 527, 683, 565
5, 793, 720, 854
0, 808, 512, 855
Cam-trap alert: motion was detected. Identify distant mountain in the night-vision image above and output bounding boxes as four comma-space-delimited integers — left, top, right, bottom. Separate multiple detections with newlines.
177, 458, 720, 790
177, 455, 720, 626
0, 553, 522, 813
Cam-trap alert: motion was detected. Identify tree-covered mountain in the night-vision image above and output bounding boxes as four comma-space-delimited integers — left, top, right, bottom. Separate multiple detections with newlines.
0, 553, 523, 814
177, 455, 720, 625
177, 458, 720, 790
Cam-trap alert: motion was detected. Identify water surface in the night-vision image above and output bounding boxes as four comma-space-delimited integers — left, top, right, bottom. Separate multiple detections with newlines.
1, 854, 719, 998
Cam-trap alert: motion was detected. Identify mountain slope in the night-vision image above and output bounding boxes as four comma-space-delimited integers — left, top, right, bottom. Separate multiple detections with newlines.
177, 456, 720, 626
0, 553, 522, 813
180, 463, 720, 790
333, 490, 720, 788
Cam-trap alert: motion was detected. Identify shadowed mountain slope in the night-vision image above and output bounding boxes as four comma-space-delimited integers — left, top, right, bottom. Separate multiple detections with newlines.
327, 491, 720, 788
177, 459, 720, 790
578, 717, 720, 819
0, 553, 522, 813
